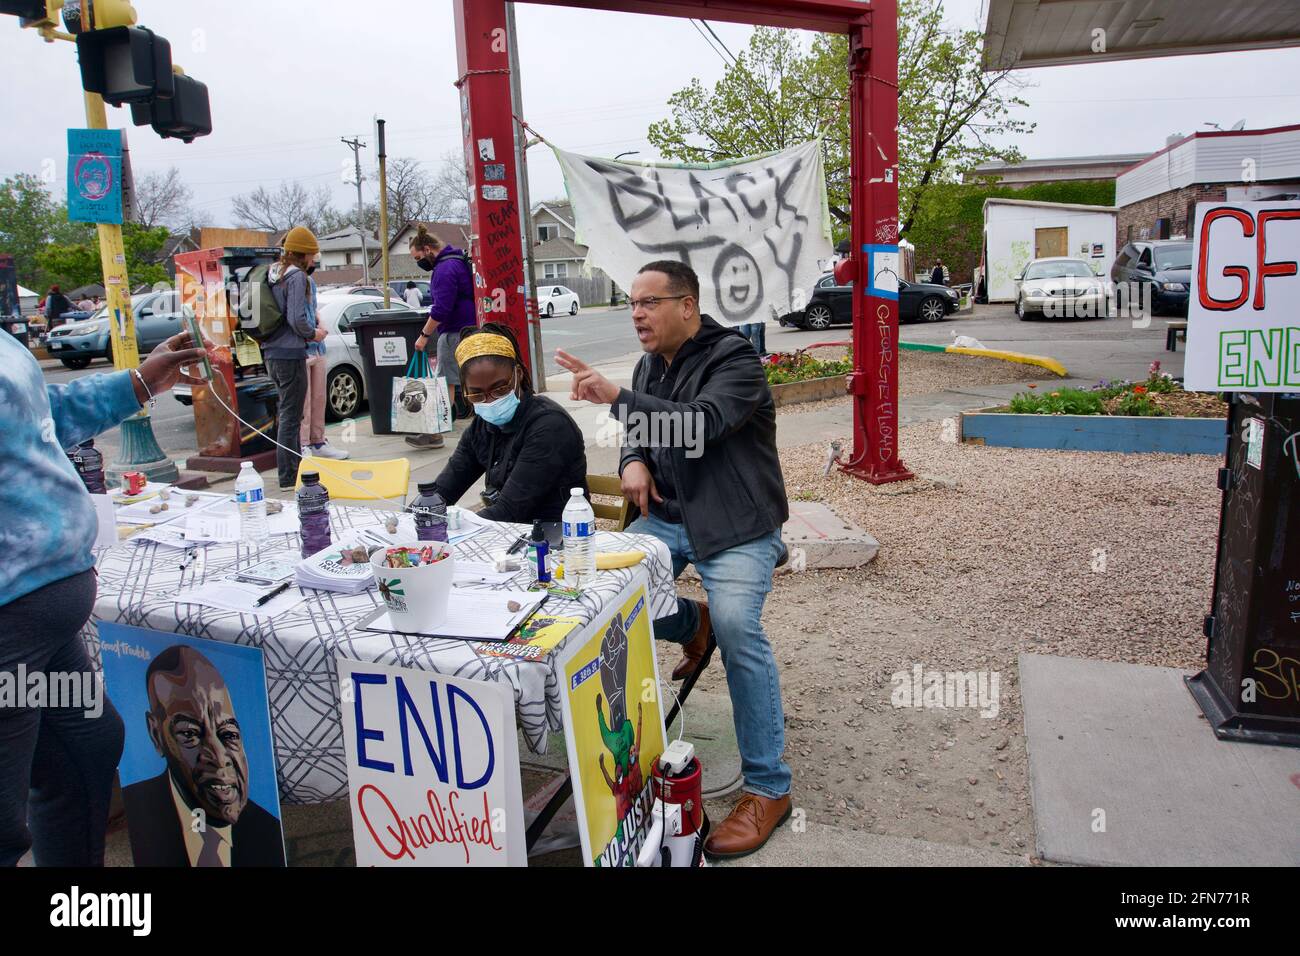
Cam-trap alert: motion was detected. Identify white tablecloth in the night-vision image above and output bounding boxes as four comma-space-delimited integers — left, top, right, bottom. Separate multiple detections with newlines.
82, 504, 678, 804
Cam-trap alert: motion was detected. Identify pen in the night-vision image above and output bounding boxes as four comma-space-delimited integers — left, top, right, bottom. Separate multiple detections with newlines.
254, 581, 292, 607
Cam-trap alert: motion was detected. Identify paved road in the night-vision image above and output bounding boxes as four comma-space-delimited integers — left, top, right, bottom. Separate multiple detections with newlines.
767, 303, 1183, 385
536, 306, 638, 376
40, 302, 1182, 467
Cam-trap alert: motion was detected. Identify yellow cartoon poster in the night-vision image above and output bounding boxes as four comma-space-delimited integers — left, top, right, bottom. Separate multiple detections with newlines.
557, 570, 667, 867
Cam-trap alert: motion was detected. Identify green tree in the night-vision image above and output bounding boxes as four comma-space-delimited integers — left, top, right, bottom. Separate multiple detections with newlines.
36, 222, 172, 290
646, 1, 1034, 240
0, 173, 93, 289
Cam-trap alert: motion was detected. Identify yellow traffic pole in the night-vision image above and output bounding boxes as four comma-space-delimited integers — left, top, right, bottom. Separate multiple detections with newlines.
78, 94, 177, 482
82, 91, 141, 372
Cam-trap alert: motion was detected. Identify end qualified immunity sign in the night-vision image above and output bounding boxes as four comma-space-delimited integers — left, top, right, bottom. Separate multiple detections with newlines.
1186, 200, 1300, 392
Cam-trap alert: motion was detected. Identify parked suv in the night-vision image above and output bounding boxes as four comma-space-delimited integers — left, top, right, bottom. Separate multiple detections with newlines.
1110, 239, 1192, 317
45, 291, 188, 369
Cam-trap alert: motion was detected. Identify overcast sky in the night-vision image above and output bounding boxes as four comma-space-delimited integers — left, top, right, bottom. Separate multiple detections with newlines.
3, 0, 1298, 228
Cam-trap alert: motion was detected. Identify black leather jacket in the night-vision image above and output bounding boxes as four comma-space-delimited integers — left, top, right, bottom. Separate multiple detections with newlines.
617, 315, 787, 560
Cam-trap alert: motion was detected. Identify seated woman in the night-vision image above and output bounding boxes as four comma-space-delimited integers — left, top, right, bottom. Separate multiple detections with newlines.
428, 323, 587, 523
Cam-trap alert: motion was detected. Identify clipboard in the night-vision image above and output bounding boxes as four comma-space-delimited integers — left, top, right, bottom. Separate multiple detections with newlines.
356, 592, 549, 642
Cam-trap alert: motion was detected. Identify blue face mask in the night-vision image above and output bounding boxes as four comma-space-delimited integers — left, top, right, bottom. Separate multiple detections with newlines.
475, 389, 520, 427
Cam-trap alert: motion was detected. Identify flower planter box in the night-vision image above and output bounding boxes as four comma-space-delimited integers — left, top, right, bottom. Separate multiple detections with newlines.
768, 375, 848, 408
960, 409, 1228, 455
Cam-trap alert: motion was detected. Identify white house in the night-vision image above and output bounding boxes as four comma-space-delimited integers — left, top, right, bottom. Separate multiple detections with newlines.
316, 226, 380, 273
982, 198, 1118, 302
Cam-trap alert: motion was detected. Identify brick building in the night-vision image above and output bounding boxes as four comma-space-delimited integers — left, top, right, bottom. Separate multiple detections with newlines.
1114, 124, 1300, 247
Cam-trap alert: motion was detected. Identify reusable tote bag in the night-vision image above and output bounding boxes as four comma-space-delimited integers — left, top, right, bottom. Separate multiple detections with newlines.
391, 351, 452, 434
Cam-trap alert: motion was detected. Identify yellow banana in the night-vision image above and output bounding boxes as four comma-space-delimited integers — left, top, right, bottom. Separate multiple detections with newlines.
553, 551, 646, 578
596, 550, 646, 570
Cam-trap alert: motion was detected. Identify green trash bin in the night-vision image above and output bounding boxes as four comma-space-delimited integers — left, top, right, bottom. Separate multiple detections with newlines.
349, 306, 427, 436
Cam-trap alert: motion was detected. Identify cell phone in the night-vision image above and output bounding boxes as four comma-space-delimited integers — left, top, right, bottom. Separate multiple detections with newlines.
184, 314, 214, 381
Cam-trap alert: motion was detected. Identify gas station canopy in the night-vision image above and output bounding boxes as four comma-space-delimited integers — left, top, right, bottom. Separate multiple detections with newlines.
982, 0, 1300, 70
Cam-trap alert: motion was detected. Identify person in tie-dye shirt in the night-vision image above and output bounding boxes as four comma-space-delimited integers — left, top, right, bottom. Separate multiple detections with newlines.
0, 328, 206, 867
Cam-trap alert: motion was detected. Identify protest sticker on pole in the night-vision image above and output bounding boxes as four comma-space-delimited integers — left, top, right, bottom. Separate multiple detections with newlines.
67, 128, 123, 224
1185, 200, 1300, 391
98, 623, 287, 867
557, 570, 668, 867
554, 140, 833, 325
338, 659, 526, 866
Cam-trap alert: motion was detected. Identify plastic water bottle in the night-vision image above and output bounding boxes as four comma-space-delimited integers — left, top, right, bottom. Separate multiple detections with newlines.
296, 472, 331, 558
562, 487, 596, 589
407, 481, 448, 543
235, 461, 268, 543
67, 440, 106, 494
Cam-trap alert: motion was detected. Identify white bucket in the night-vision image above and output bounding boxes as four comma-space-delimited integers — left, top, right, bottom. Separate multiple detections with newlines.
370, 543, 456, 631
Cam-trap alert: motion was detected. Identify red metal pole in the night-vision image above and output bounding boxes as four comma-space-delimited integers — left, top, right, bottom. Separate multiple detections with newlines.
841, 2, 912, 483
452, 0, 533, 374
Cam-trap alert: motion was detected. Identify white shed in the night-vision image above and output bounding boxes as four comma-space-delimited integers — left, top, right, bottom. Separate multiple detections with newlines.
982, 198, 1117, 302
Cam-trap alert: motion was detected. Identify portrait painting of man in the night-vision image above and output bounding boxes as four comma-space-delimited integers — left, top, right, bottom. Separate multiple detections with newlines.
98, 626, 286, 867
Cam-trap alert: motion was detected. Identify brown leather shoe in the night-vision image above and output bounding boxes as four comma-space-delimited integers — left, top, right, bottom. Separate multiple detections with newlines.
670, 600, 711, 681
703, 792, 792, 860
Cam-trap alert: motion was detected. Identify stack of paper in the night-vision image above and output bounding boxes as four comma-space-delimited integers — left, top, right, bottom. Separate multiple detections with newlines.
295, 545, 375, 594
361, 589, 547, 640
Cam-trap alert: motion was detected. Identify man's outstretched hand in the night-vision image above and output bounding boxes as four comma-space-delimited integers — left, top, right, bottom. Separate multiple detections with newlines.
555, 349, 620, 405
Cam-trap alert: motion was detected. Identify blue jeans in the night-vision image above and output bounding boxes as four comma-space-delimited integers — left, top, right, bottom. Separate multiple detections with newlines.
630, 514, 791, 799
738, 322, 766, 354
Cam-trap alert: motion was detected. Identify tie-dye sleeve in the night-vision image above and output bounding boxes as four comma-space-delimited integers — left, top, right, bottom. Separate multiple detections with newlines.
44, 370, 142, 450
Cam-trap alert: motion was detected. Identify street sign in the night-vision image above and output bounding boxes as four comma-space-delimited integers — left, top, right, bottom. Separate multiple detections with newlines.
67, 127, 123, 224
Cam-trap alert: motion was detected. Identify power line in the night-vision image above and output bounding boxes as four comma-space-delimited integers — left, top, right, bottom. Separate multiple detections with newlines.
698, 19, 739, 65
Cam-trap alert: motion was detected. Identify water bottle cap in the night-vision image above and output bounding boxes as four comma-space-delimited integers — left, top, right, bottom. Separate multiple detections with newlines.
240, 461, 253, 470
301, 472, 320, 483
417, 481, 440, 495
570, 487, 583, 496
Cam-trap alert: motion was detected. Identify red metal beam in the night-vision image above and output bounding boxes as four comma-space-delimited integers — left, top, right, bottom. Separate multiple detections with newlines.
453, 0, 533, 373
521, 0, 869, 32
840, 3, 911, 482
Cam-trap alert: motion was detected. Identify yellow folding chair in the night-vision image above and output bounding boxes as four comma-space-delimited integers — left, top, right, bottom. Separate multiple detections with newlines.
586, 473, 631, 531
295, 457, 411, 505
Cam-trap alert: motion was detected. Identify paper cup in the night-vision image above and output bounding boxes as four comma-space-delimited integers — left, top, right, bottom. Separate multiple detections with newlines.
370, 543, 456, 632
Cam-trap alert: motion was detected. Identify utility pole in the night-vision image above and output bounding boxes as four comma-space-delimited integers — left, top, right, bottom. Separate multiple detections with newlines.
376, 119, 391, 308
341, 135, 370, 284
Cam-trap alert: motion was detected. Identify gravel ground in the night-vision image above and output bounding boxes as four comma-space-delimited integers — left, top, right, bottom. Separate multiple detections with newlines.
781, 349, 1053, 417
687, 419, 1222, 856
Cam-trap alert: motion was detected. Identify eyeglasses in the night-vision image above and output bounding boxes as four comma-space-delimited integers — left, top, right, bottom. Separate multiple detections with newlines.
463, 372, 518, 404
628, 295, 689, 311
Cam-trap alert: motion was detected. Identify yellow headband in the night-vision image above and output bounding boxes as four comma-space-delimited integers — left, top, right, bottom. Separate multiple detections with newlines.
455, 333, 516, 368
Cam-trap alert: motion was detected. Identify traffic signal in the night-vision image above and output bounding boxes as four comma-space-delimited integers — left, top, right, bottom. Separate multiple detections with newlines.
76, 24, 173, 105
62, 0, 137, 32
130, 70, 211, 143
2, 0, 59, 27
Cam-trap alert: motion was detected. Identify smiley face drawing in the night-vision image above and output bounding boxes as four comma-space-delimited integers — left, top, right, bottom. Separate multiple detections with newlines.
711, 244, 763, 322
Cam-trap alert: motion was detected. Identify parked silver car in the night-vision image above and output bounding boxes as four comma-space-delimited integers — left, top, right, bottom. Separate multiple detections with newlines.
1014, 257, 1107, 320
172, 292, 385, 420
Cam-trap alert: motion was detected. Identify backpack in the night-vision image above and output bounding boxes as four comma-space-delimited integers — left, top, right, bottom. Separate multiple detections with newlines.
239, 264, 286, 343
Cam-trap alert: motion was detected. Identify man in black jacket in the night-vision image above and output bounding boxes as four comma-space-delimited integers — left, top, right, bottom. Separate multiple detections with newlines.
556, 260, 791, 860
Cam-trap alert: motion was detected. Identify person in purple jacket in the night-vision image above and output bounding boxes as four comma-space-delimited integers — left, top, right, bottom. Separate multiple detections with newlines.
409, 224, 477, 450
